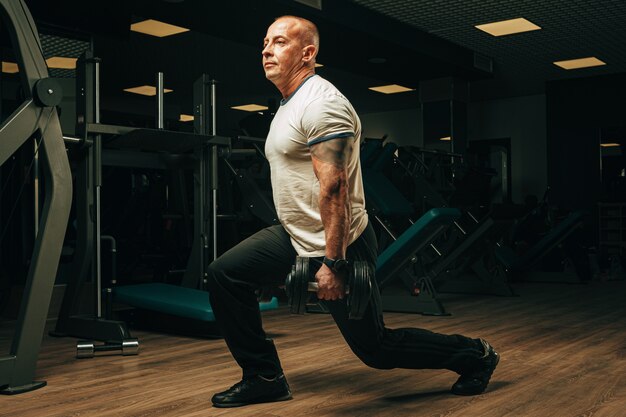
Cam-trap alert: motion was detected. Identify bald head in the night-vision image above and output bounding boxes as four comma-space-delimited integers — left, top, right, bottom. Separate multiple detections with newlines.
274, 15, 319, 65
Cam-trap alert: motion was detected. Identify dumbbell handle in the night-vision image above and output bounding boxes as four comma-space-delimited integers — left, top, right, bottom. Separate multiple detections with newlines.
307, 282, 350, 294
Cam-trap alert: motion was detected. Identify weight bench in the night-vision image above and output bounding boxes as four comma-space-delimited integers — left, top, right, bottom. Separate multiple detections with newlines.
362, 149, 464, 314
431, 216, 515, 296
495, 210, 586, 282
375, 207, 461, 315
363, 142, 514, 298
114, 283, 278, 323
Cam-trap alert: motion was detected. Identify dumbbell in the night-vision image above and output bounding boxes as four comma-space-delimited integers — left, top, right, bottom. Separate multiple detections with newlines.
285, 256, 373, 320
76, 338, 139, 359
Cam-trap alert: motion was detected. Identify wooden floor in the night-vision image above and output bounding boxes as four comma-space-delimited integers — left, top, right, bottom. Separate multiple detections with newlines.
2, 280, 626, 417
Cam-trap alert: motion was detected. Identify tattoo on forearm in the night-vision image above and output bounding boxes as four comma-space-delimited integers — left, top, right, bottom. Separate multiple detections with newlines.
310, 137, 353, 168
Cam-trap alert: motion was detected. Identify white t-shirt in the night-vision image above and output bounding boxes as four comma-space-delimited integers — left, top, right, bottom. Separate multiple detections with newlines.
265, 74, 368, 256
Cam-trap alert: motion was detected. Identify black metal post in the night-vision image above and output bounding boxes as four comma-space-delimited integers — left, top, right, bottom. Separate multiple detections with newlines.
0, 0, 72, 394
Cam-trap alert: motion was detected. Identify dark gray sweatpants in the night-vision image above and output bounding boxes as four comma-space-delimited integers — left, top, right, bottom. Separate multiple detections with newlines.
206, 222, 486, 379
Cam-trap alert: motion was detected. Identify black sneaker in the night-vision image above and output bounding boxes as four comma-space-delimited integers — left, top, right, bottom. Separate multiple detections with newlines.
451, 339, 499, 396
211, 374, 292, 408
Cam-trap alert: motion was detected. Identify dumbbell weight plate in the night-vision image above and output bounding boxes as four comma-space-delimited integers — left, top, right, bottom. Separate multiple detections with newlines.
347, 261, 372, 320
76, 340, 96, 359
286, 256, 310, 315
287, 256, 373, 320
121, 338, 140, 356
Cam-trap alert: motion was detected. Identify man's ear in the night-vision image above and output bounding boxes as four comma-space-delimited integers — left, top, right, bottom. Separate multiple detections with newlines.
302, 45, 317, 63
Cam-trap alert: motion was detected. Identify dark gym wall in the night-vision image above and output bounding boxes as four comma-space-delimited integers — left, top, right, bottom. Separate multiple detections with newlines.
468, 94, 547, 203
546, 72, 626, 213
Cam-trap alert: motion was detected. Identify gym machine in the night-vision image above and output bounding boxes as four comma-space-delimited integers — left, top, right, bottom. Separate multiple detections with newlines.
0, 0, 72, 394
52, 55, 230, 341
112, 74, 279, 326
51, 54, 278, 346
364, 140, 515, 298
374, 207, 461, 315
361, 149, 457, 315
49, 51, 140, 356
495, 210, 587, 282
221, 134, 279, 228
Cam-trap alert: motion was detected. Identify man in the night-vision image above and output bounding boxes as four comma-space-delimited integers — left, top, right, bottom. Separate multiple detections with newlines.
206, 15, 499, 408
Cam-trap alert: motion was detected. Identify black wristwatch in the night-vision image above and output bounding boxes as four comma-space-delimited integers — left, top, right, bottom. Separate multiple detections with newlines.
322, 257, 349, 273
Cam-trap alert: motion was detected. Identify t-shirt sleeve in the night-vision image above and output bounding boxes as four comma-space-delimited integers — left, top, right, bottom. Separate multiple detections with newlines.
301, 95, 356, 146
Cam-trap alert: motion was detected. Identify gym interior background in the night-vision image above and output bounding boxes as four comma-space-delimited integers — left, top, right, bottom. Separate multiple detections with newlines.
1, 0, 626, 416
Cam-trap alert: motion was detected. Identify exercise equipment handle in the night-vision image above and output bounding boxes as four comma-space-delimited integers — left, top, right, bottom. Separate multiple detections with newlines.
307, 282, 350, 294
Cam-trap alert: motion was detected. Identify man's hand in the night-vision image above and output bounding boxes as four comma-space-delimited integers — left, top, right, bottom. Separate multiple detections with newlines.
315, 263, 346, 301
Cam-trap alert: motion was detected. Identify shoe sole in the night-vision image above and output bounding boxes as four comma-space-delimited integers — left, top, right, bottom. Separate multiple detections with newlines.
212, 393, 293, 408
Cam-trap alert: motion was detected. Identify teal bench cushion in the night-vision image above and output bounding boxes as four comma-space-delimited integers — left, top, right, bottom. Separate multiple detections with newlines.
114, 283, 278, 322
376, 208, 461, 284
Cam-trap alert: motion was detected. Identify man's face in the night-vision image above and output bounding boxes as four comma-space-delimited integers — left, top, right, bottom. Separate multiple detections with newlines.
262, 18, 305, 83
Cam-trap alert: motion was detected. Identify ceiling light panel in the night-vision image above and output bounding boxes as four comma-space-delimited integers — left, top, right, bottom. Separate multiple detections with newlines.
131, 19, 190, 37
124, 85, 174, 96
2, 61, 19, 73
40, 33, 89, 78
46, 56, 77, 69
231, 104, 269, 112
368, 84, 415, 94
475, 17, 541, 37
553, 57, 606, 70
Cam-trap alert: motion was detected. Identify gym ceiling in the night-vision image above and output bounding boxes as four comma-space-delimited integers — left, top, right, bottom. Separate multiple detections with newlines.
24, 0, 626, 131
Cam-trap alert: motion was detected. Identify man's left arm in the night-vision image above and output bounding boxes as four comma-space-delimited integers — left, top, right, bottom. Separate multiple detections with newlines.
310, 137, 354, 301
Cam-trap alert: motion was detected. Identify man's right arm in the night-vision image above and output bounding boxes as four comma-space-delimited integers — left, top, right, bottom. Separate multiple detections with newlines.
310, 136, 354, 300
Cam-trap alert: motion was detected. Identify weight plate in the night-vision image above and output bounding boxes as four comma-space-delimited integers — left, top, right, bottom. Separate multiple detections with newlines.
347, 261, 372, 320
76, 340, 95, 359
289, 256, 309, 314
285, 265, 294, 309
121, 338, 140, 356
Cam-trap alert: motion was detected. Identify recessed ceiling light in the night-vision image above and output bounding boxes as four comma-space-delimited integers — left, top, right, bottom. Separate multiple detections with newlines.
231, 104, 269, 112
553, 57, 606, 70
368, 84, 415, 94
439, 136, 451, 141
123, 85, 174, 96
46, 56, 77, 69
475, 17, 541, 37
131, 19, 190, 37
2, 61, 19, 73
180, 114, 194, 122
601, 143, 620, 148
